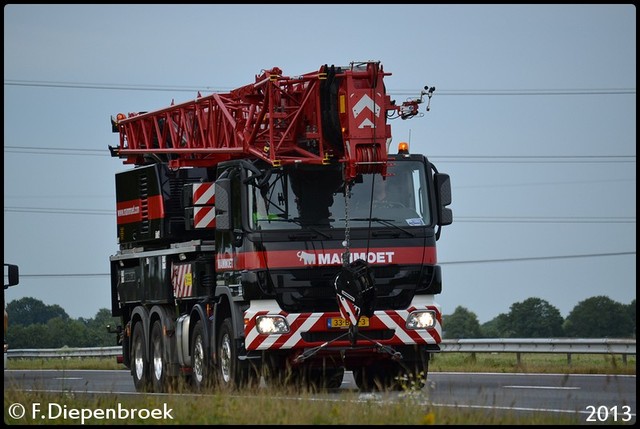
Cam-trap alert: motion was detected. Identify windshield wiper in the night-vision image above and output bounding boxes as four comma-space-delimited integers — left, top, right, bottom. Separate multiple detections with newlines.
258, 216, 332, 239
346, 217, 415, 237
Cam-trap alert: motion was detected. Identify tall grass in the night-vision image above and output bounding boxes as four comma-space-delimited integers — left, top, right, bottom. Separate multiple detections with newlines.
7, 352, 636, 374
4, 383, 585, 425
6, 353, 633, 424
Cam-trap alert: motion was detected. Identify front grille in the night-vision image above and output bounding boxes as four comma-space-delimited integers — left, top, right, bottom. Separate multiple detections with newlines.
301, 329, 394, 343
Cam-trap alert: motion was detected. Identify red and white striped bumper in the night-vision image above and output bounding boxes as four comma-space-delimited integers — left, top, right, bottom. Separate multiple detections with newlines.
244, 296, 442, 351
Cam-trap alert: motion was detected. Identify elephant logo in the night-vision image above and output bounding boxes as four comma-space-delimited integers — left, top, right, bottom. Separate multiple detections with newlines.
297, 251, 316, 265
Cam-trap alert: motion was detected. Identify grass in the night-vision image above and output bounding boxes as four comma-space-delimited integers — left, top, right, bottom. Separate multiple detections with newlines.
429, 351, 636, 375
4, 383, 587, 425
6, 352, 636, 374
5, 353, 634, 425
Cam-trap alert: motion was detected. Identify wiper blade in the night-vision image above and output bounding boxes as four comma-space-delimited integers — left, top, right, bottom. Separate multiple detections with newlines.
346, 217, 415, 237
260, 216, 332, 239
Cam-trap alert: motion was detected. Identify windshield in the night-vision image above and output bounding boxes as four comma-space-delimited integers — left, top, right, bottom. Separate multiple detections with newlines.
248, 160, 431, 231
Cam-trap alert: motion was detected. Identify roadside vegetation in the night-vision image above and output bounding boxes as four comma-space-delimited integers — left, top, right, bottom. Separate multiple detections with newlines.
5, 353, 633, 425
5, 296, 636, 350
7, 352, 635, 375
4, 387, 586, 425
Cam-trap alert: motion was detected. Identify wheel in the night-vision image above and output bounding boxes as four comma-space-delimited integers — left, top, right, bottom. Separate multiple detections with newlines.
191, 319, 212, 391
216, 317, 259, 390
262, 354, 296, 389
131, 321, 150, 392
150, 320, 168, 392
305, 365, 345, 391
394, 347, 429, 391
353, 362, 397, 392
353, 365, 379, 391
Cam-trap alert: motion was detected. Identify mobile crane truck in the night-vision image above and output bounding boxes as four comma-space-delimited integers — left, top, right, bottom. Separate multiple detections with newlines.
108, 61, 452, 392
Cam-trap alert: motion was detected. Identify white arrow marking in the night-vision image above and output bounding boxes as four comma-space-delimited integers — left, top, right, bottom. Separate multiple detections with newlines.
358, 118, 376, 129
352, 94, 381, 118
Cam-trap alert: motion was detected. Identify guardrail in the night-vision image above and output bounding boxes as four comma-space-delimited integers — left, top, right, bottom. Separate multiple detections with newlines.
440, 338, 636, 364
7, 338, 636, 364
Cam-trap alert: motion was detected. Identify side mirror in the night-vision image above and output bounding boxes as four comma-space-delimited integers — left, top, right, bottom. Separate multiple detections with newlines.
4, 264, 20, 290
434, 173, 453, 226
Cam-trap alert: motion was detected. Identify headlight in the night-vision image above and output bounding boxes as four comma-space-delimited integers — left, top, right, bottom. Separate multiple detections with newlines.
256, 315, 290, 334
406, 310, 436, 330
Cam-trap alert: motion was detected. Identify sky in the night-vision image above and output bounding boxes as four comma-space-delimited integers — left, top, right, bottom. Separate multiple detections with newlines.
3, 4, 636, 325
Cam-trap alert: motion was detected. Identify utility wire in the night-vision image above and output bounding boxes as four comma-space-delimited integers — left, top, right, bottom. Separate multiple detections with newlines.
3, 206, 636, 224
13, 250, 636, 278
4, 145, 636, 163
4, 79, 636, 96
441, 251, 635, 265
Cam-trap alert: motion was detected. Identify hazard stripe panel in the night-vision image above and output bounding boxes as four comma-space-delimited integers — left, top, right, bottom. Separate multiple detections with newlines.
171, 263, 193, 298
243, 298, 442, 351
194, 206, 216, 228
192, 183, 215, 205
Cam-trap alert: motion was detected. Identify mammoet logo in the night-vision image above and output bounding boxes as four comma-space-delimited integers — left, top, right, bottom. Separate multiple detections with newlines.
117, 205, 140, 218
297, 250, 395, 266
297, 251, 316, 265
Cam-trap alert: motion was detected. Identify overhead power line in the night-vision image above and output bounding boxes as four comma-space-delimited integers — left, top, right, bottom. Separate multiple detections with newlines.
4, 207, 113, 216
3, 206, 637, 225
455, 216, 636, 224
4, 79, 636, 96
441, 251, 635, 265
4, 145, 636, 163
14, 250, 637, 278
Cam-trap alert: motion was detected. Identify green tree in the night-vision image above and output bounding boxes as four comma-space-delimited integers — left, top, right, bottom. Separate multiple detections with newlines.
506, 297, 564, 338
5, 300, 120, 348
564, 296, 634, 338
443, 306, 483, 339
6, 324, 48, 349
46, 316, 91, 348
6, 297, 68, 326
481, 313, 511, 338
83, 308, 121, 347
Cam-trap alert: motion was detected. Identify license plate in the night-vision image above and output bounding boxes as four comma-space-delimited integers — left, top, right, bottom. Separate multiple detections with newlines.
327, 316, 369, 329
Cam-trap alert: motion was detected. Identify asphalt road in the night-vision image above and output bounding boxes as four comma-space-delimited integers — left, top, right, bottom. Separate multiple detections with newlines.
4, 369, 636, 424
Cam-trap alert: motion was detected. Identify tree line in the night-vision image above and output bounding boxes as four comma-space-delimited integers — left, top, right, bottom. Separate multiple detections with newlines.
443, 296, 636, 339
5, 298, 119, 349
4, 295, 636, 349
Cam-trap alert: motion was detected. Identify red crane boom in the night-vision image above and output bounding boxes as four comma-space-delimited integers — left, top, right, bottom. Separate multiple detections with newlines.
110, 61, 425, 180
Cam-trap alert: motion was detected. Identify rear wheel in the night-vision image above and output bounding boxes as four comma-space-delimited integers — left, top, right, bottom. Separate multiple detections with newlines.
131, 321, 149, 392
150, 320, 169, 392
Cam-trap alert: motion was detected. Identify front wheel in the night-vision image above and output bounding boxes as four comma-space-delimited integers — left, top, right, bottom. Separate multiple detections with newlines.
191, 319, 212, 391
216, 318, 259, 390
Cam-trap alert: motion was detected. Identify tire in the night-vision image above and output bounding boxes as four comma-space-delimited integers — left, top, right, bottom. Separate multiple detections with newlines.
353, 365, 379, 391
353, 362, 397, 392
305, 366, 345, 391
150, 320, 168, 392
131, 321, 150, 392
262, 354, 296, 389
191, 319, 211, 391
216, 317, 258, 390
395, 347, 429, 391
